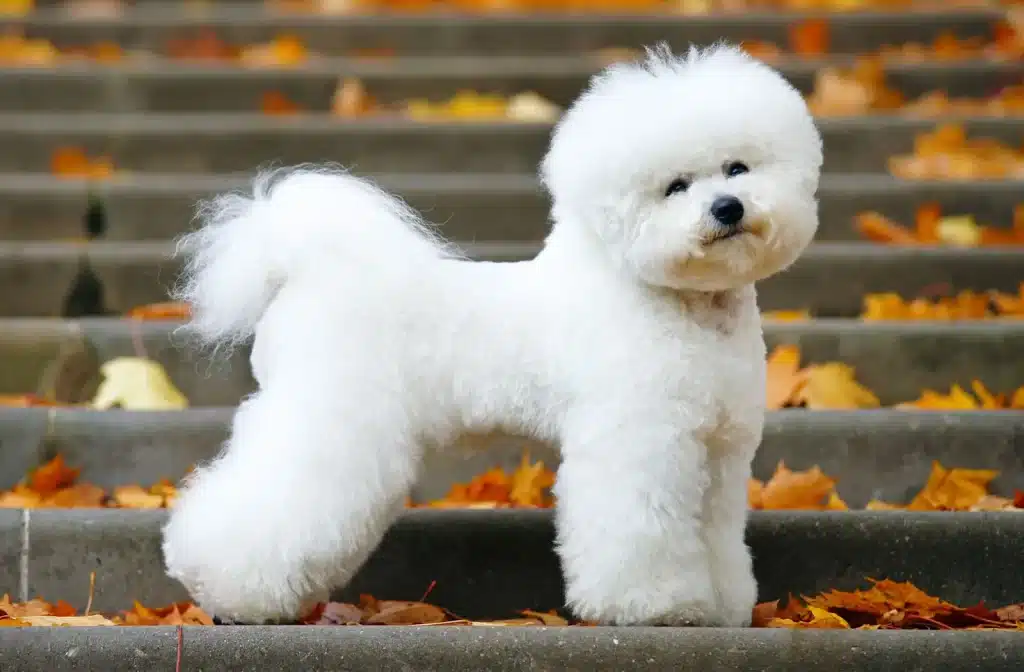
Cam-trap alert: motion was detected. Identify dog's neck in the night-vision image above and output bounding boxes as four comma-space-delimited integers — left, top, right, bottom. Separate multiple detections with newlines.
673, 286, 755, 336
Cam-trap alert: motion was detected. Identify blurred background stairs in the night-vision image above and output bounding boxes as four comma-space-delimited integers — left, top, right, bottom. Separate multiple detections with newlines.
0, 1, 1022, 669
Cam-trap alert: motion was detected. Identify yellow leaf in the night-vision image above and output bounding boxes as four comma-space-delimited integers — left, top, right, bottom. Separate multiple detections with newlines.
0, 0, 33, 16
505, 92, 561, 123
90, 358, 189, 411
936, 216, 981, 247
805, 606, 852, 629
111, 485, 165, 509
795, 363, 880, 409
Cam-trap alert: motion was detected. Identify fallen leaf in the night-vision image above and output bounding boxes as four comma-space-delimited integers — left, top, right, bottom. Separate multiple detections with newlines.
29, 455, 79, 495
125, 301, 192, 320
17, 614, 115, 627
90, 358, 189, 411
794, 362, 881, 410
755, 462, 838, 510
364, 601, 448, 625
765, 345, 805, 410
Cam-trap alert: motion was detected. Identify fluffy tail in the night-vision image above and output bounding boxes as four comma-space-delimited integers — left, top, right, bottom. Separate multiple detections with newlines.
174, 165, 454, 350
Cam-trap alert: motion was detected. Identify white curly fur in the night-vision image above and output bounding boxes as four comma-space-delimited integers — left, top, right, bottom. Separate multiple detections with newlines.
162, 43, 822, 626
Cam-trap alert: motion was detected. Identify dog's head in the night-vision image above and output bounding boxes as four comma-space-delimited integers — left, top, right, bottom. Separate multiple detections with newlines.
541, 44, 823, 292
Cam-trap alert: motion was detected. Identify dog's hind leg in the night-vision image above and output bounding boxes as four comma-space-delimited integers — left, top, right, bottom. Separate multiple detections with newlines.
162, 388, 421, 623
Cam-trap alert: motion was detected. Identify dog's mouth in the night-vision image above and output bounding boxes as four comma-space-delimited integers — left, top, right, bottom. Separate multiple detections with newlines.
703, 228, 748, 245
702, 220, 766, 246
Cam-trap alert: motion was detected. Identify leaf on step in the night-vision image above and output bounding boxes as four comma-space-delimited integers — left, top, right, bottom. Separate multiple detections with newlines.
416, 450, 555, 509
508, 452, 556, 507
17, 614, 116, 627
519, 609, 569, 626
907, 462, 999, 511
364, 601, 448, 625
315, 602, 365, 625
111, 484, 165, 509
794, 362, 880, 410
764, 345, 806, 410
125, 301, 192, 320
753, 462, 839, 511
90, 358, 189, 411
29, 454, 79, 495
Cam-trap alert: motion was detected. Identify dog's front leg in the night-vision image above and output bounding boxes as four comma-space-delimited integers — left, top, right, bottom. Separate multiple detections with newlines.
703, 442, 758, 627
553, 420, 718, 625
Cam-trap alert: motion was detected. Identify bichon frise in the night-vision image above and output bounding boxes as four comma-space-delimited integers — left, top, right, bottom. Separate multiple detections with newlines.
162, 43, 823, 626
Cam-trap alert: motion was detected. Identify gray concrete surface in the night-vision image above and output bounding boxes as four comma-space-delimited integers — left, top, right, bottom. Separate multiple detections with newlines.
2, 627, 1024, 672
0, 407, 1021, 506
9, 8, 1010, 56
1, 61, 1019, 113
2, 114, 1021, 174
2, 240, 1023, 317
2, 509, 1023, 616
1, 318, 1021, 406
1, 173, 1019, 243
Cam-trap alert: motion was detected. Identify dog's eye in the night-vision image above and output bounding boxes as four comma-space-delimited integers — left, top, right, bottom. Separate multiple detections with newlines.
664, 178, 691, 197
724, 162, 749, 178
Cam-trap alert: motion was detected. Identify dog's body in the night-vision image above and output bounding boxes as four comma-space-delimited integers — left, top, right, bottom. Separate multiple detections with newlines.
163, 44, 822, 627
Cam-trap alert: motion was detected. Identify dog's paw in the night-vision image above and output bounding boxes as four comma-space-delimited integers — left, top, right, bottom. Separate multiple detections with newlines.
707, 540, 757, 627
569, 576, 722, 626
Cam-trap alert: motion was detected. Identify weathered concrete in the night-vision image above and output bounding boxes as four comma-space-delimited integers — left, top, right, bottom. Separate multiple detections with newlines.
1, 61, 1018, 113
0, 510, 22, 602
9, 7, 1010, 56
1, 240, 1023, 318
0, 319, 255, 407
0, 318, 1021, 406
2, 113, 1022, 174
2, 510, 1024, 616
0, 174, 1019, 243
0, 407, 1021, 505
2, 627, 1024, 672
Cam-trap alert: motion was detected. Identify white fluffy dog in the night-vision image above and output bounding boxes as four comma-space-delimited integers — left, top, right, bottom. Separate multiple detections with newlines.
162, 44, 822, 626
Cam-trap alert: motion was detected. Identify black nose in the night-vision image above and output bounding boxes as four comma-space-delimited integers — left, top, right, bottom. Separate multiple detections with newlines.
710, 196, 745, 227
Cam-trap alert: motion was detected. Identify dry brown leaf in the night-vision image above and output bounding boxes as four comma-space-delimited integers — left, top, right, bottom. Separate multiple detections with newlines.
364, 601, 449, 625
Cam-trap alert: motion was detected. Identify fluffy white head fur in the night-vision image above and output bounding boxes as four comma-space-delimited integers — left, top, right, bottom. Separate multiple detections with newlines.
542, 44, 822, 291
162, 44, 823, 628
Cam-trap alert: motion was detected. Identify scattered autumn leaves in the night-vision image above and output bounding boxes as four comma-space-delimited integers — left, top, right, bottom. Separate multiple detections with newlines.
856, 203, 1024, 246
751, 460, 1024, 511
5, 580, 1024, 630
754, 579, 1024, 631
6, 451, 1024, 512
888, 124, 1024, 181
0, 454, 178, 509
766, 344, 1024, 410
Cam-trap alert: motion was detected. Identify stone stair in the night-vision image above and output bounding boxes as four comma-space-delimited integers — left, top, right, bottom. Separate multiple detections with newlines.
1, 2, 1023, 670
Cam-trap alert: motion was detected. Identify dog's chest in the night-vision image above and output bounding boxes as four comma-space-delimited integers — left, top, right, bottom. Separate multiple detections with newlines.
671, 292, 765, 440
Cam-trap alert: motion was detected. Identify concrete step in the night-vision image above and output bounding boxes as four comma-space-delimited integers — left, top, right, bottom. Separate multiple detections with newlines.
0, 174, 1020, 242
1, 60, 1018, 113
0, 508, 1022, 624
0, 241, 1019, 318
0, 318, 1019, 407
3, 627, 1023, 672
2, 114, 1022, 175
1, 407, 1021, 507
9, 7, 1009, 56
